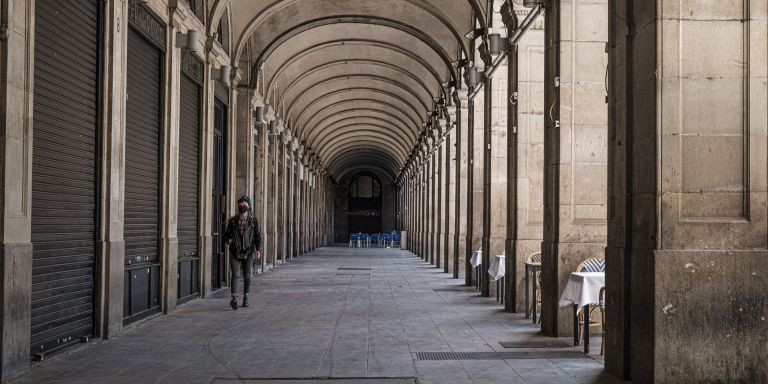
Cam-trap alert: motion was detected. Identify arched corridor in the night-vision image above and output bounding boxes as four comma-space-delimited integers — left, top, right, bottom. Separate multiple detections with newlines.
0, 0, 766, 383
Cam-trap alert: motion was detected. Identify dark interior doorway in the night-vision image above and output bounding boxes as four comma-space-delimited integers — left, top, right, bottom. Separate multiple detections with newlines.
347, 173, 382, 234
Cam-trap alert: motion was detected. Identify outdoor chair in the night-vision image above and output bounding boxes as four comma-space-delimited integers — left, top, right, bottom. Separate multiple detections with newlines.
599, 286, 606, 355
526, 251, 542, 323
349, 233, 360, 248
381, 233, 392, 247
391, 232, 401, 248
575, 257, 605, 346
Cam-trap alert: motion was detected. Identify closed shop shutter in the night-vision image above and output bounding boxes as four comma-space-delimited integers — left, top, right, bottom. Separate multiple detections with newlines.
178, 70, 201, 302
31, 0, 100, 357
124, 24, 163, 323
212, 100, 228, 289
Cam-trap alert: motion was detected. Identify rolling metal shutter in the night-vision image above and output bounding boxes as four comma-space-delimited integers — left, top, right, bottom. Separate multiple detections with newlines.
31, 0, 100, 357
178, 70, 201, 302
212, 100, 228, 289
124, 25, 162, 322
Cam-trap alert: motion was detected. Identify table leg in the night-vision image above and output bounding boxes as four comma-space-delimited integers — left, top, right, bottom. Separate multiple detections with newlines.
532, 279, 538, 324
584, 304, 590, 354
500, 277, 504, 305
525, 266, 530, 319
573, 304, 579, 346
496, 280, 500, 302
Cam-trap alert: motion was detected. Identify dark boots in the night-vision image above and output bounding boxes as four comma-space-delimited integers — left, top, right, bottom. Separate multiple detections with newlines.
242, 294, 249, 307
230, 296, 238, 310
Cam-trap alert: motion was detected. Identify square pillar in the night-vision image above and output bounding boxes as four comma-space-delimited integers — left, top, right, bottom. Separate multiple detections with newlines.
607, 1, 768, 382
542, 0, 609, 336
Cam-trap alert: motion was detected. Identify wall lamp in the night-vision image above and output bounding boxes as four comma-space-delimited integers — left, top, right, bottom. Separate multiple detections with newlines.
441, 80, 456, 89
488, 33, 512, 56
464, 28, 484, 40
175, 30, 200, 54
268, 120, 277, 135
211, 65, 230, 87
253, 106, 264, 123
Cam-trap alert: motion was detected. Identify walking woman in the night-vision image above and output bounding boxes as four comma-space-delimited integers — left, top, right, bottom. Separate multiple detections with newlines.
223, 195, 262, 309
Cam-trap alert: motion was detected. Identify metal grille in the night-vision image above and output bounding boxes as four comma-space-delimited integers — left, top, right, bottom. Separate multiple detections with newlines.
177, 73, 201, 301
432, 286, 474, 291
213, 379, 417, 384
414, 351, 592, 360
337, 267, 372, 271
499, 339, 571, 348
31, 0, 99, 356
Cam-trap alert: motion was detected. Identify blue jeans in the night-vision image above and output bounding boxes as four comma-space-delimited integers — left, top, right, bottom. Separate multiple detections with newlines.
229, 253, 253, 296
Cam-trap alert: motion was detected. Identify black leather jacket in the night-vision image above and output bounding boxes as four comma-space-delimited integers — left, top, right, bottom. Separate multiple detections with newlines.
223, 215, 262, 258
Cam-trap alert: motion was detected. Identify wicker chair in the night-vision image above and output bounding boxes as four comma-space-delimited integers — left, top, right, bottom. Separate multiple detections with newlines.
599, 286, 606, 355
526, 252, 542, 322
575, 257, 605, 346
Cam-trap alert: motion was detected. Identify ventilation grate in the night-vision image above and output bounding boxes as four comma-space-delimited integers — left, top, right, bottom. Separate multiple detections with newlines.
432, 286, 474, 291
414, 351, 592, 360
212, 378, 417, 384
498, 339, 571, 348
337, 267, 372, 271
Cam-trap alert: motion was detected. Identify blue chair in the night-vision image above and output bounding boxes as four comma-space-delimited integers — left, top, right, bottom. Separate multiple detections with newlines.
391, 232, 401, 248
360, 233, 370, 248
381, 233, 392, 248
370, 233, 381, 246
349, 233, 360, 248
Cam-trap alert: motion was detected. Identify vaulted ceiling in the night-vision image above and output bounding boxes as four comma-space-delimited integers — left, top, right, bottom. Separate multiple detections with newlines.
209, 0, 487, 180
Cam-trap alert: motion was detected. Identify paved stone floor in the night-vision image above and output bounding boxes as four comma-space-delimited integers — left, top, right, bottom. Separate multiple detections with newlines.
14, 247, 625, 384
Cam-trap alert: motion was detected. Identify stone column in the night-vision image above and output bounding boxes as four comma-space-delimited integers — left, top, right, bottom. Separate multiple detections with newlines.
606, 1, 768, 382
472, 65, 486, 294
419, 159, 426, 258
286, 143, 294, 260
486, 53, 509, 298
542, 0, 609, 336
277, 131, 286, 264
94, 0, 130, 338
426, 154, 433, 261
443, 118, 454, 274
256, 111, 271, 271
454, 89, 469, 281
0, 0, 35, 377
433, 144, 441, 267
269, 122, 281, 265
505, 6, 546, 312
160, 13, 183, 313
292, 148, 300, 257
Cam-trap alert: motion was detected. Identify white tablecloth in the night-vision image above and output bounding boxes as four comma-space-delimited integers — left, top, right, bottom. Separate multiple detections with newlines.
488, 255, 505, 281
470, 250, 482, 268
558, 272, 605, 313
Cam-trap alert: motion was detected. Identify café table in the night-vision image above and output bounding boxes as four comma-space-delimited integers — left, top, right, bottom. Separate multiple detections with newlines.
524, 261, 542, 323
488, 254, 505, 303
470, 249, 482, 290
558, 271, 605, 354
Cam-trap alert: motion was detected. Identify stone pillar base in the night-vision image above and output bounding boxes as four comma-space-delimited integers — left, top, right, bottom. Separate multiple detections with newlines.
0, 243, 33, 381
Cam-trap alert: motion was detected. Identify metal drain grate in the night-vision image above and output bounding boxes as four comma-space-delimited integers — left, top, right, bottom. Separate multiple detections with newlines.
213, 379, 417, 384
337, 267, 372, 271
432, 286, 473, 291
498, 339, 571, 348
414, 351, 591, 360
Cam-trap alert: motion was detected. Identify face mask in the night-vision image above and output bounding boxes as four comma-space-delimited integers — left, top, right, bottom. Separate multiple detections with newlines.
238, 206, 248, 214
